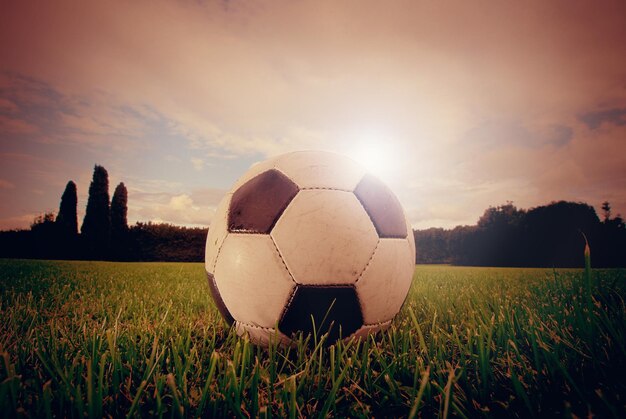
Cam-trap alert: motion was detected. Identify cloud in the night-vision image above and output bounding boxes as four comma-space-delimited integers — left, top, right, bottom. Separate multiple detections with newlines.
131, 191, 224, 227
0, 179, 15, 189
462, 120, 574, 151
0, 97, 18, 112
3, 2, 625, 156
190, 157, 204, 171
0, 152, 71, 187
0, 114, 38, 134
190, 187, 227, 207
4, 1, 624, 156
0, 74, 166, 153
123, 175, 227, 227
169, 194, 193, 211
579, 108, 626, 130
540, 125, 574, 147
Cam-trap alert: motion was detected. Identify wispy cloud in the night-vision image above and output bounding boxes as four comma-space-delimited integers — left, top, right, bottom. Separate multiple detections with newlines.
131, 189, 227, 228
0, 114, 38, 134
579, 108, 626, 130
0, 179, 15, 189
0, 97, 18, 113
190, 157, 205, 171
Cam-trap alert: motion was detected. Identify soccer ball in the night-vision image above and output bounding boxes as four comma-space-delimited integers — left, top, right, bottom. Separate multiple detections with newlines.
205, 150, 415, 346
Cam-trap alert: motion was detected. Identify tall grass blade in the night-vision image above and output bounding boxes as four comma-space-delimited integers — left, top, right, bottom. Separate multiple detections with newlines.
408, 366, 430, 419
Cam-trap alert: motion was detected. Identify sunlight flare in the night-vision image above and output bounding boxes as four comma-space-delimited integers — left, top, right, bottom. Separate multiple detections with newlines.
351, 133, 394, 179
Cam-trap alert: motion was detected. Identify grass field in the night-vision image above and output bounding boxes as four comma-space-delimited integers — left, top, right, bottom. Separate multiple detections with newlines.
0, 260, 624, 418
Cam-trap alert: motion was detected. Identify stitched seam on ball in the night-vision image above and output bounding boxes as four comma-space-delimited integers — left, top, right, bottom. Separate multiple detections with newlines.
300, 187, 353, 192
354, 238, 380, 285
228, 230, 274, 235
270, 235, 298, 285
283, 285, 298, 310
279, 285, 299, 325
237, 320, 276, 332
363, 319, 393, 327
211, 232, 228, 273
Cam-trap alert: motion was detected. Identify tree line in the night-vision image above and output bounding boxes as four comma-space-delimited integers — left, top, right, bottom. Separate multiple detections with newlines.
1, 165, 625, 266
414, 201, 626, 267
0, 165, 206, 261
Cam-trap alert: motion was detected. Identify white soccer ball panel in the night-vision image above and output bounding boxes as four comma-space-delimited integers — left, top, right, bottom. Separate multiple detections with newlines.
355, 238, 415, 324
273, 151, 366, 191
272, 189, 379, 285
347, 320, 392, 341
230, 156, 279, 192
235, 322, 293, 347
205, 193, 232, 273
213, 234, 295, 328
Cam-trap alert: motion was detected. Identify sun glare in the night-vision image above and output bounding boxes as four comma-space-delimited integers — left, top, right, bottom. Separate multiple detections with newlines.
351, 134, 394, 179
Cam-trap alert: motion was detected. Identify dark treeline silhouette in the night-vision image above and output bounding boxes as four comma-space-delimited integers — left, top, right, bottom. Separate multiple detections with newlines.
414, 201, 626, 267
0, 165, 207, 262
126, 222, 206, 262
1, 165, 625, 266
0, 220, 207, 262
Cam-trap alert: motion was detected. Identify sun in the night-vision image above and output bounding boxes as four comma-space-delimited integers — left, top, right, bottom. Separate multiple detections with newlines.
350, 134, 393, 179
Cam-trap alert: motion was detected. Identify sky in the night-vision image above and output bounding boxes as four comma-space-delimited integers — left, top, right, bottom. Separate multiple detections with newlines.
1, 0, 625, 231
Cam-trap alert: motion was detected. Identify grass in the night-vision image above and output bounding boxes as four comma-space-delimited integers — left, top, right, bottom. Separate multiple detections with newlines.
0, 259, 625, 417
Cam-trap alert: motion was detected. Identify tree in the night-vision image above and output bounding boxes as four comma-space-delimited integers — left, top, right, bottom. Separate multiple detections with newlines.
601, 201, 611, 222
31, 212, 56, 230
413, 228, 450, 263
81, 165, 111, 258
111, 182, 128, 237
474, 202, 525, 266
477, 201, 524, 229
56, 181, 78, 237
128, 222, 207, 261
30, 212, 58, 258
520, 201, 600, 267
111, 182, 129, 259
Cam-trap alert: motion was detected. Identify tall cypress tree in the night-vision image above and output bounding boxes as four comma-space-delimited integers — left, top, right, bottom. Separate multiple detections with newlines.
111, 182, 128, 236
56, 181, 78, 237
111, 182, 129, 260
81, 165, 111, 258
